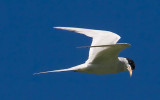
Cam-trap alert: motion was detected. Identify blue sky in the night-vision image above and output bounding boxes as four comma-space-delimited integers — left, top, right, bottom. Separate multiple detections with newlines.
0, 0, 160, 100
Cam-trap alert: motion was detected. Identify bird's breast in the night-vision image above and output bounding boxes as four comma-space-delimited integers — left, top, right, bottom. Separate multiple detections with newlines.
82, 63, 125, 75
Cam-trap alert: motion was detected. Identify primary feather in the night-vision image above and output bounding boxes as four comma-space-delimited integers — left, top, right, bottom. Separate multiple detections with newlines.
54, 27, 121, 63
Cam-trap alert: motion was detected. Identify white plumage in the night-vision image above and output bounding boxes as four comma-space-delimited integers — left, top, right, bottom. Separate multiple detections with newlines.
34, 27, 135, 76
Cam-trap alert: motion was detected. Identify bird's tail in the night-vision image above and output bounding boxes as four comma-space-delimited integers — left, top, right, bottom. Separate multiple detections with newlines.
33, 64, 84, 75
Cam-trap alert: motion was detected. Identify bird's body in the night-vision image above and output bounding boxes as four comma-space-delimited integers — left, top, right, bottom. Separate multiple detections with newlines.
81, 57, 126, 74
34, 27, 135, 76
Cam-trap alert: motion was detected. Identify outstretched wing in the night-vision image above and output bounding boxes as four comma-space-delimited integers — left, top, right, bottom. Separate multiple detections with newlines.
54, 27, 121, 63
87, 43, 131, 64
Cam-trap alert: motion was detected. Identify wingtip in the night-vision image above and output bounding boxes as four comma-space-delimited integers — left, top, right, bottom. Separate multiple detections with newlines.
120, 43, 131, 47
33, 73, 40, 75
53, 27, 60, 29
53, 27, 67, 30
33, 71, 49, 75
53, 27, 75, 29
128, 43, 132, 46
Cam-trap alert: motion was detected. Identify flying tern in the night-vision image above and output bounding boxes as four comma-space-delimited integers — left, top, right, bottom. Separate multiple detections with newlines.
34, 27, 135, 76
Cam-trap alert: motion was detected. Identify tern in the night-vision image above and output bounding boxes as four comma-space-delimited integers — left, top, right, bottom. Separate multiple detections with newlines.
34, 27, 135, 76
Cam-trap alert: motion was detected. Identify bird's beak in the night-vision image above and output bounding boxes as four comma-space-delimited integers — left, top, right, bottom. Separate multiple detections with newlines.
128, 66, 133, 77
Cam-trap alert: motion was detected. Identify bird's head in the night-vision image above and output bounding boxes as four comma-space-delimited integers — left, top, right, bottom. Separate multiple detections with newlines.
125, 58, 135, 77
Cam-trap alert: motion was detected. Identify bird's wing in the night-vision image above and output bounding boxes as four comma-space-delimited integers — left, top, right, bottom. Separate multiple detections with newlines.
54, 27, 121, 63
86, 43, 131, 64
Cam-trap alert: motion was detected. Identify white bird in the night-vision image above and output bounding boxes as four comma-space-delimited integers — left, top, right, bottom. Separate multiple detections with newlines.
34, 27, 135, 76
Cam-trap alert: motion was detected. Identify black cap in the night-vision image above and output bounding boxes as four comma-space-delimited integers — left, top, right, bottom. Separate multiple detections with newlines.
126, 58, 135, 70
